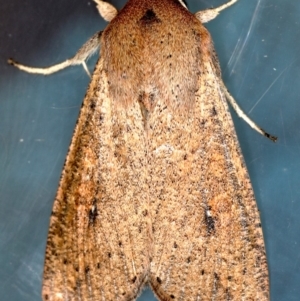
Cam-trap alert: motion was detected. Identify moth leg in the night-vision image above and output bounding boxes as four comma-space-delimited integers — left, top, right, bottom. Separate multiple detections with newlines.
222, 83, 277, 142
8, 31, 102, 77
93, 0, 118, 22
195, 0, 238, 23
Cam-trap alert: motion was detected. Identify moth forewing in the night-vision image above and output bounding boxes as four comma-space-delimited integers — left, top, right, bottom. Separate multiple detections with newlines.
9, 0, 270, 300
149, 55, 269, 300
42, 61, 152, 300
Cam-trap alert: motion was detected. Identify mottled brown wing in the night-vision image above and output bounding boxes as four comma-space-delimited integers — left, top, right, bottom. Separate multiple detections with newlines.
148, 39, 269, 301
42, 61, 151, 301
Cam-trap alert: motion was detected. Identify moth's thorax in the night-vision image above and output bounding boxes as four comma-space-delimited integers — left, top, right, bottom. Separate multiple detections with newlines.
101, 0, 214, 111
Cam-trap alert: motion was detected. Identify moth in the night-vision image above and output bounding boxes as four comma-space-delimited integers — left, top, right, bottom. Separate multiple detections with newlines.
9, 0, 275, 300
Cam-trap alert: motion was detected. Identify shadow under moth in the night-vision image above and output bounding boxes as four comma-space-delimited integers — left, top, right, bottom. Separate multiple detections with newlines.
9, 0, 276, 300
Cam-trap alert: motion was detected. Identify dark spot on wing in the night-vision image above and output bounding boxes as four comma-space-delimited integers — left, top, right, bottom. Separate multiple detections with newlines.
204, 206, 215, 235
89, 100, 96, 110
214, 272, 220, 281
226, 287, 233, 300
88, 201, 98, 225
212, 106, 217, 116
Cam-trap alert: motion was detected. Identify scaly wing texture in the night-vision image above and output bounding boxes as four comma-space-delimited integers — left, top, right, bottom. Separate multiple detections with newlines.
42, 61, 151, 301
42, 0, 269, 300
148, 43, 269, 301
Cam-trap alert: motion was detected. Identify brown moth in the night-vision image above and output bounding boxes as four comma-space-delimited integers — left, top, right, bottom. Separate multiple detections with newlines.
9, 0, 275, 300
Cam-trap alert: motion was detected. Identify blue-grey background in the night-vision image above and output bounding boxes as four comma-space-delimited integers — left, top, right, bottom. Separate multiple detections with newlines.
0, 0, 299, 300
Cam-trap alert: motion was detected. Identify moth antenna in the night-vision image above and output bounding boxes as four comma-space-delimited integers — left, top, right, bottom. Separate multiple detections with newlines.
195, 0, 238, 23
178, 0, 188, 9
82, 61, 91, 78
8, 31, 102, 76
93, 0, 118, 22
223, 85, 277, 142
